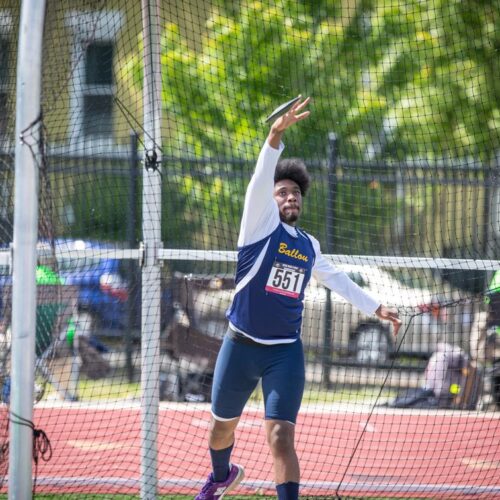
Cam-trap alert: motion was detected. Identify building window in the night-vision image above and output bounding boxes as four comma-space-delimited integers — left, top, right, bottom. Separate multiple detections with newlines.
82, 41, 114, 137
65, 11, 123, 143
0, 32, 11, 139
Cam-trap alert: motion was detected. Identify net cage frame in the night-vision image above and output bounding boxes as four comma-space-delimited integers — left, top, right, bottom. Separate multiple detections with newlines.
1, 0, 500, 498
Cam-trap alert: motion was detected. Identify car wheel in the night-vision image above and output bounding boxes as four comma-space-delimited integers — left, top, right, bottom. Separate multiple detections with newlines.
351, 324, 391, 364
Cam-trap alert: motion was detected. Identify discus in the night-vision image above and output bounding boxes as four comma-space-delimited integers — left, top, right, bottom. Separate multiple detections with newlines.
265, 96, 301, 123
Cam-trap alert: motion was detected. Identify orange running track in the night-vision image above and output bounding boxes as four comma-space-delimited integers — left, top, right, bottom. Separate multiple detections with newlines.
4, 403, 500, 498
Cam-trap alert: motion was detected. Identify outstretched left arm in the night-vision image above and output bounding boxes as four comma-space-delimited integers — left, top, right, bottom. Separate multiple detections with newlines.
310, 236, 401, 337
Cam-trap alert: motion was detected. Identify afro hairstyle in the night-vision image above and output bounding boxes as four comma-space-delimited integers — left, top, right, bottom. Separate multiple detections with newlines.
274, 158, 311, 196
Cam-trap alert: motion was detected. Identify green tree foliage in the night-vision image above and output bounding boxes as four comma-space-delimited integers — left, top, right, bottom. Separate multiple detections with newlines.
123, 0, 499, 161
119, 0, 498, 253
161, 166, 248, 250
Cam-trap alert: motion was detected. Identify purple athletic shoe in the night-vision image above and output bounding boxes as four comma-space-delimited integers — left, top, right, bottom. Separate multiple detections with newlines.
195, 464, 245, 500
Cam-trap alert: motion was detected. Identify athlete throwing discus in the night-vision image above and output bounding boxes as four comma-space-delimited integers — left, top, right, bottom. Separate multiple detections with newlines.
195, 96, 401, 500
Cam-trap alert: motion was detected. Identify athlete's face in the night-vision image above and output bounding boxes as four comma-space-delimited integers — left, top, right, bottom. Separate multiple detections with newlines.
274, 179, 302, 225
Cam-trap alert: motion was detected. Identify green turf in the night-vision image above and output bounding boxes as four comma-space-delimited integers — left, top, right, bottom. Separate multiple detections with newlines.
40, 376, 396, 404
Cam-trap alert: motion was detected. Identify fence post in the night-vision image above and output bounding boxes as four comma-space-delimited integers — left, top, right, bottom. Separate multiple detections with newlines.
484, 152, 500, 286
321, 133, 338, 389
126, 131, 139, 383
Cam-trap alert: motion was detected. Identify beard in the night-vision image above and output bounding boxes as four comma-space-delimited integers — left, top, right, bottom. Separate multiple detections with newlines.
280, 210, 299, 224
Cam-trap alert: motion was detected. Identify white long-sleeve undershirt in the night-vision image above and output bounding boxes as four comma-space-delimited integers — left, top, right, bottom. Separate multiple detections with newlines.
238, 141, 284, 247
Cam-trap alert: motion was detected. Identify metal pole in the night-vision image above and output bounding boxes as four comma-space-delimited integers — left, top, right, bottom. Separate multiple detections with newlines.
141, 1, 162, 498
9, 0, 46, 498
126, 132, 139, 383
322, 133, 338, 389
484, 153, 499, 286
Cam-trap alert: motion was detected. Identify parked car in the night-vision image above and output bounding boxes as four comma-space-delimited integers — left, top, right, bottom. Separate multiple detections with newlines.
0, 239, 173, 337
167, 266, 474, 366
302, 265, 474, 364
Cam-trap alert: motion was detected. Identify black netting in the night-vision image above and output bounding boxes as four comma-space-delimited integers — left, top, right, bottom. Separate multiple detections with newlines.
0, 1, 498, 498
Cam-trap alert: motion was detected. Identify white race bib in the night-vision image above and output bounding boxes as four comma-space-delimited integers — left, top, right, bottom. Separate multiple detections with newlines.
265, 261, 305, 299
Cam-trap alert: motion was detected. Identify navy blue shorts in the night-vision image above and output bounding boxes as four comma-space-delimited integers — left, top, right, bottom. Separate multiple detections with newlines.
211, 331, 305, 424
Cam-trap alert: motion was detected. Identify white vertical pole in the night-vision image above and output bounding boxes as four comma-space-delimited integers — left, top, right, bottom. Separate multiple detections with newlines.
9, 0, 46, 498
141, 0, 162, 498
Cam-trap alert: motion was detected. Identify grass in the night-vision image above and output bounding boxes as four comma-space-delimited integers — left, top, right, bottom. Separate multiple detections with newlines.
75, 377, 141, 401
249, 385, 396, 406
39, 375, 396, 405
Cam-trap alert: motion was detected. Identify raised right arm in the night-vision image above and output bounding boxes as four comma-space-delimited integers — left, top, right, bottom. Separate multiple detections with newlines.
237, 97, 311, 247
237, 142, 283, 247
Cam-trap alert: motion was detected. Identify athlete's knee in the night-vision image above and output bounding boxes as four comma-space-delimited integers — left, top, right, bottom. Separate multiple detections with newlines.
209, 416, 238, 448
266, 421, 295, 457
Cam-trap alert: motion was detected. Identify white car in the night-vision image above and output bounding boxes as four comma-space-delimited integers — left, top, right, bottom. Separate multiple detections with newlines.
302, 265, 475, 364
169, 266, 475, 366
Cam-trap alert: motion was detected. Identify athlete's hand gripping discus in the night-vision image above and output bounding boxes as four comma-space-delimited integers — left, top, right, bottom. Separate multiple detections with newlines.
265, 96, 301, 123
